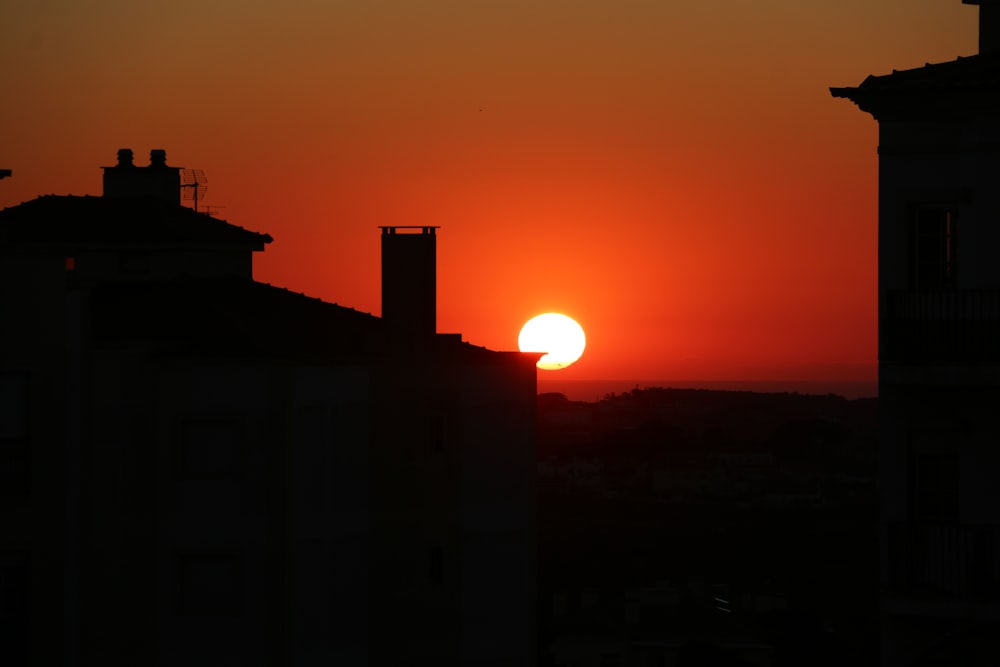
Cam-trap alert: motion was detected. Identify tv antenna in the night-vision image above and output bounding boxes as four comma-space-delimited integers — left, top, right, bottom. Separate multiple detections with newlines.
180, 169, 208, 212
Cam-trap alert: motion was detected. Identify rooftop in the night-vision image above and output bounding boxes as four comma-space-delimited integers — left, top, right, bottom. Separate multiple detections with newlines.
90, 275, 531, 365
0, 195, 272, 248
92, 276, 379, 360
830, 52, 1000, 119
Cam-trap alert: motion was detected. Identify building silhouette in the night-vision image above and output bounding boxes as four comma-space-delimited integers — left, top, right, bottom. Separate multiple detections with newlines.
833, 2, 1000, 664
0, 149, 539, 666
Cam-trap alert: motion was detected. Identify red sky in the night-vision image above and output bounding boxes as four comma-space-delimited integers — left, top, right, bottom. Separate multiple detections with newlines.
0, 1, 978, 383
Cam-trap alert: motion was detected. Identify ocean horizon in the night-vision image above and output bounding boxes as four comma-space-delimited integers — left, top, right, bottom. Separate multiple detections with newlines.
537, 378, 879, 402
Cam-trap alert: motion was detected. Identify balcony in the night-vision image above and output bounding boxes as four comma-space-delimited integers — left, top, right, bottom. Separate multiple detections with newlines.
882, 290, 1000, 363
886, 521, 1000, 603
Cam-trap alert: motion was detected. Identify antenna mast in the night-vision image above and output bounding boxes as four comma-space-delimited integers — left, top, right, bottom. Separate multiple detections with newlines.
180, 169, 208, 212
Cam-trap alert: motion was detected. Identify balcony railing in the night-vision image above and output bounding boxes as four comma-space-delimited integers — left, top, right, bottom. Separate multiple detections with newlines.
886, 521, 1000, 601
883, 290, 1000, 363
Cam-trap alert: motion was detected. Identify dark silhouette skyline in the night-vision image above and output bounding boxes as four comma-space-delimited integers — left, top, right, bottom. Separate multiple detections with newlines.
0, 150, 538, 665
834, 1, 1000, 664
2, 2, 949, 383
2, 2, 991, 664
535, 388, 876, 666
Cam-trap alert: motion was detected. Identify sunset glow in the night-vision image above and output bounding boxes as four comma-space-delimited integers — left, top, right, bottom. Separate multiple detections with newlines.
0, 1, 978, 387
518, 313, 587, 370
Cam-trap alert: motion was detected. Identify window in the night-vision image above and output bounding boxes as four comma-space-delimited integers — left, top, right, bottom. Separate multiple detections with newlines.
909, 204, 958, 289
0, 374, 28, 498
0, 440, 28, 499
0, 374, 27, 440
427, 545, 444, 586
177, 552, 242, 616
177, 420, 240, 480
908, 432, 960, 522
119, 251, 150, 274
0, 552, 28, 666
600, 654, 622, 667
428, 415, 445, 454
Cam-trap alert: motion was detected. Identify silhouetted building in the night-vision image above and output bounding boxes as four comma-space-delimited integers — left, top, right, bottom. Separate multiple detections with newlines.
833, 3, 1000, 664
0, 149, 538, 666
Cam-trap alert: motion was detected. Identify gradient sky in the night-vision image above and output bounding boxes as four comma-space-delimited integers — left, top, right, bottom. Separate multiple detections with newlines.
0, 0, 978, 382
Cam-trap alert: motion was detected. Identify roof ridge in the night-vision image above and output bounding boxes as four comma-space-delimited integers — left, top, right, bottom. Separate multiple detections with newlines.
0, 194, 273, 245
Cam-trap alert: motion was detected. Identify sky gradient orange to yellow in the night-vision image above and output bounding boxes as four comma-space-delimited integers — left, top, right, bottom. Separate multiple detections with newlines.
0, 1, 979, 385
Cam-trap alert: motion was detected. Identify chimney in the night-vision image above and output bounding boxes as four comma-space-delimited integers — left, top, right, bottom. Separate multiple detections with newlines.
963, 0, 1000, 53
102, 148, 181, 203
380, 226, 437, 337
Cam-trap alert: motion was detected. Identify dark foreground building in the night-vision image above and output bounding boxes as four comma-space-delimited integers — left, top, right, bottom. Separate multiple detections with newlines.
0, 149, 538, 666
833, 2, 1000, 664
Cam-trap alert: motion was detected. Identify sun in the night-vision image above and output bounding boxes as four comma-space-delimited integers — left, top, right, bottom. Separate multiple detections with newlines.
518, 313, 586, 370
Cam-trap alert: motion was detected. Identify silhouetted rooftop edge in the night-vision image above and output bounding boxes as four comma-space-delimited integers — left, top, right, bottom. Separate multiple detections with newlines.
90, 275, 536, 363
831, 51, 1000, 117
0, 195, 272, 247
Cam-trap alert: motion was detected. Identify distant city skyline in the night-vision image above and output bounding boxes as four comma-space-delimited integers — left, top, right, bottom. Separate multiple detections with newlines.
0, 1, 978, 382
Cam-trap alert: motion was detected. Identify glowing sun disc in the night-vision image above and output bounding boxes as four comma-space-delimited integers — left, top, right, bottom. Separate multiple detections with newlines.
518, 313, 586, 370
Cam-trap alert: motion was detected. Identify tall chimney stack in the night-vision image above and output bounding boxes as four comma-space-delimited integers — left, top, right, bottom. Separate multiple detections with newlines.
963, 0, 1000, 53
380, 226, 437, 337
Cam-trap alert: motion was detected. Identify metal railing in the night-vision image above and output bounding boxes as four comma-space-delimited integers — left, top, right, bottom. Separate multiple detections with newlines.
882, 290, 1000, 363
887, 521, 1000, 600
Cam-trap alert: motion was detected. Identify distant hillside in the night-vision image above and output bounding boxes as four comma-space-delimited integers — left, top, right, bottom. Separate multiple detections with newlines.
535, 387, 878, 666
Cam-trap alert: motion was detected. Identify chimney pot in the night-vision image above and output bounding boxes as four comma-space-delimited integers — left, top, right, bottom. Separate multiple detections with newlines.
103, 147, 181, 203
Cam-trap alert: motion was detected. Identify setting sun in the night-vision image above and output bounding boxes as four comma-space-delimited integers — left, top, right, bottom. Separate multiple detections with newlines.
518, 313, 586, 370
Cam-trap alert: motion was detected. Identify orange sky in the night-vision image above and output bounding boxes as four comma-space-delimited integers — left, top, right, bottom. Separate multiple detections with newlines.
0, 1, 978, 383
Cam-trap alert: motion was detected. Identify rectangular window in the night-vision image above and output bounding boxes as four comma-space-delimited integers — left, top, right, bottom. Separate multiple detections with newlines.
119, 251, 150, 274
0, 552, 28, 666
0, 439, 28, 499
427, 545, 444, 586
908, 432, 960, 522
177, 420, 241, 480
0, 374, 29, 499
909, 204, 958, 289
0, 374, 27, 440
177, 552, 242, 616
428, 415, 445, 454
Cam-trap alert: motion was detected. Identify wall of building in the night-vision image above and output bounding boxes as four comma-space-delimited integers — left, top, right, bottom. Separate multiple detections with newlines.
878, 117, 1000, 293
457, 360, 537, 667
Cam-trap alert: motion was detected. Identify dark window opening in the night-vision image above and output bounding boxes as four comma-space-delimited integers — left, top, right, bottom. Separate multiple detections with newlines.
908, 433, 960, 523
0, 374, 29, 499
0, 374, 27, 440
177, 420, 241, 480
177, 553, 242, 616
0, 552, 28, 667
909, 204, 958, 290
600, 654, 622, 667
119, 251, 150, 274
428, 415, 445, 454
427, 545, 444, 586
0, 439, 28, 499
